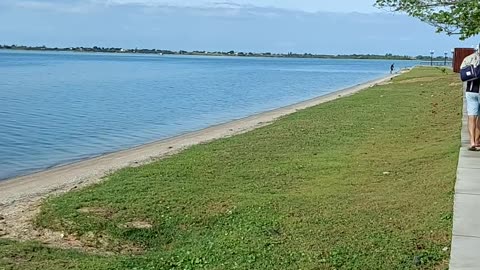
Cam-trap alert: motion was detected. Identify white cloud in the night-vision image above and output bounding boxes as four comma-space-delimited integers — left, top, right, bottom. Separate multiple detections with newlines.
2, 0, 298, 17
4, 0, 98, 13
3, 0, 379, 13
102, 0, 378, 12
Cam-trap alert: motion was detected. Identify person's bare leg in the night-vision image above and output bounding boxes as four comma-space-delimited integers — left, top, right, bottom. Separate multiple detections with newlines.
476, 117, 480, 146
469, 116, 478, 148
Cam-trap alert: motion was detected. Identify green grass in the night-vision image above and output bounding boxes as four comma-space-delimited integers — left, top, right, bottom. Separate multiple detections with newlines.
0, 67, 462, 269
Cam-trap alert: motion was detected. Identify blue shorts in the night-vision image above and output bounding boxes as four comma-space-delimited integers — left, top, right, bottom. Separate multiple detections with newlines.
466, 92, 480, 116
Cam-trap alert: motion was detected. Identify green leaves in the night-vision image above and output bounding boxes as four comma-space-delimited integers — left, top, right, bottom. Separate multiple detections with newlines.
375, 0, 480, 40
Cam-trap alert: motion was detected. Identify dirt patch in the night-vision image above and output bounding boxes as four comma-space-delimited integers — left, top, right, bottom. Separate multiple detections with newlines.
119, 221, 153, 229
77, 231, 145, 254
0, 200, 144, 255
205, 201, 235, 215
375, 81, 392, 86
78, 207, 116, 219
0, 200, 90, 252
397, 77, 438, 84
178, 224, 189, 231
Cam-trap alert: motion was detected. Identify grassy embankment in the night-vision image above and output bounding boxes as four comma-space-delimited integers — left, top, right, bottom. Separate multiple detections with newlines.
0, 67, 462, 269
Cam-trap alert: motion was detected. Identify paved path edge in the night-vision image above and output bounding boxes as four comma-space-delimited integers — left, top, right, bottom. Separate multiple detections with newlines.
449, 90, 480, 270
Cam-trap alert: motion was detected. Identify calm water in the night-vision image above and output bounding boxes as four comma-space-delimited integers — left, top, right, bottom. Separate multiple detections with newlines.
0, 50, 418, 180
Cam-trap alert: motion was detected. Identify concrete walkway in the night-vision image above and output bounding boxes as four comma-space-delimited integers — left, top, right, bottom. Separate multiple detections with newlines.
449, 98, 480, 269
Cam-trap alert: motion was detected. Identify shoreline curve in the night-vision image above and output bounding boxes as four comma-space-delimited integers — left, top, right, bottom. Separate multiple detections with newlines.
0, 72, 405, 206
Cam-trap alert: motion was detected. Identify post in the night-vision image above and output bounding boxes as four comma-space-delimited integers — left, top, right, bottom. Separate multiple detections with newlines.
451, 49, 455, 69
430, 50, 434, 66
444, 52, 447, 66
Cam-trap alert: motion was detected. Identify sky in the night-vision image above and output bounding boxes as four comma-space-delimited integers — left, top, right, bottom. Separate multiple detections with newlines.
0, 0, 478, 56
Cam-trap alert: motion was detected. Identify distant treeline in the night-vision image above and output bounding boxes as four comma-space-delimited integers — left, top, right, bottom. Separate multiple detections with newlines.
0, 44, 451, 60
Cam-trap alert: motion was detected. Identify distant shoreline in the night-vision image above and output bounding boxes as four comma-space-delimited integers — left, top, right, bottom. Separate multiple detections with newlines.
0, 45, 443, 61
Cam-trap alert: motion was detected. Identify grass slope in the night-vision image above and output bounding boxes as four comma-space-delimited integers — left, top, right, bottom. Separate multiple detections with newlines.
0, 67, 462, 269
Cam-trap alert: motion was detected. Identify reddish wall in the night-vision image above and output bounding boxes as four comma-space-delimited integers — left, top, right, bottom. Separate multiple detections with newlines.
453, 48, 475, 73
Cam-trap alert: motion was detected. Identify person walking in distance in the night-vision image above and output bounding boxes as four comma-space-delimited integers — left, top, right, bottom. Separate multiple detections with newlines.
390, 63, 395, 74
465, 79, 480, 150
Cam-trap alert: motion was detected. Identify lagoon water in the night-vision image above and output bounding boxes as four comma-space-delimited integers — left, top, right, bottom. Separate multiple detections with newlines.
0, 50, 418, 180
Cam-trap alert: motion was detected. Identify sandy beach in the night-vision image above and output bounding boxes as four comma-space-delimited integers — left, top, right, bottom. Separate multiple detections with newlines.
0, 72, 402, 242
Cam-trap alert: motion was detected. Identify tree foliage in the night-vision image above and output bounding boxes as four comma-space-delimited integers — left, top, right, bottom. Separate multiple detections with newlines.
375, 0, 480, 40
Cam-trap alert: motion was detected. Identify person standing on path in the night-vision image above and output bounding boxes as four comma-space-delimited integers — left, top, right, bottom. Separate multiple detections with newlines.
465, 79, 480, 151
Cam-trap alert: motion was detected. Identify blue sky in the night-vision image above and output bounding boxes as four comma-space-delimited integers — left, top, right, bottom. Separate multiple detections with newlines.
0, 0, 477, 55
